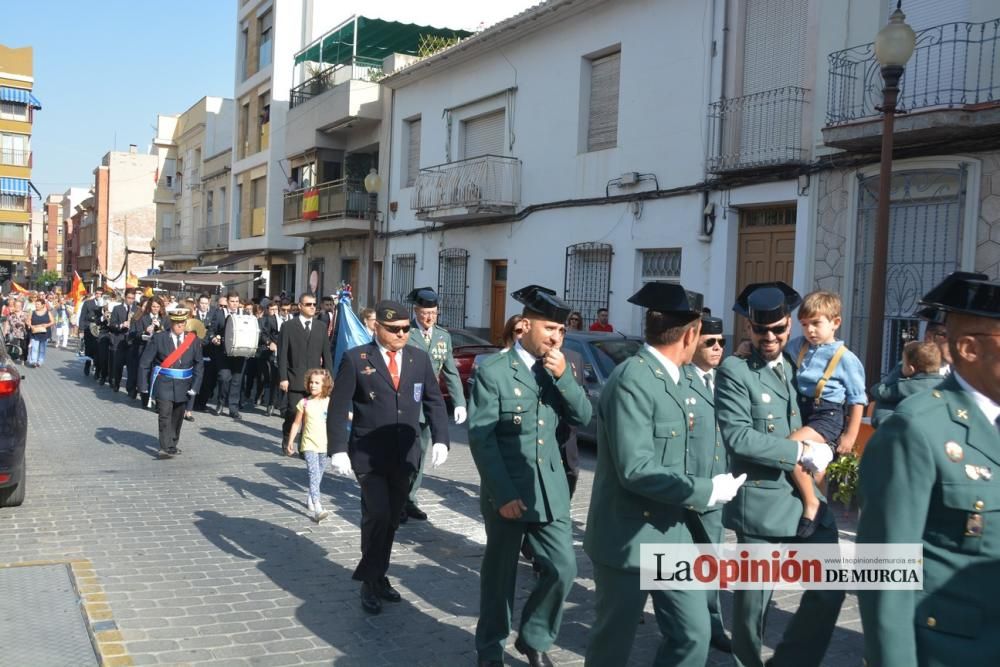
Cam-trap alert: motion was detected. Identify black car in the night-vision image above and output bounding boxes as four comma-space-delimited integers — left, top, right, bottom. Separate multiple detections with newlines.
561, 332, 643, 442
0, 331, 27, 507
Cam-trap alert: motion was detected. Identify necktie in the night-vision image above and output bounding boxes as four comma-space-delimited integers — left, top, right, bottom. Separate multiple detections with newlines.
173, 334, 179, 349
423, 328, 431, 345
773, 363, 786, 384
704, 372, 714, 394
305, 320, 311, 334
327, 314, 334, 339
387, 350, 400, 390
532, 358, 548, 387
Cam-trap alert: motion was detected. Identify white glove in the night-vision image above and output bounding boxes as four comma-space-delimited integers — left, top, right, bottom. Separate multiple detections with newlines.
431, 443, 449, 467
707, 473, 747, 507
800, 440, 834, 474
330, 452, 353, 476
187, 389, 196, 396
453, 406, 467, 425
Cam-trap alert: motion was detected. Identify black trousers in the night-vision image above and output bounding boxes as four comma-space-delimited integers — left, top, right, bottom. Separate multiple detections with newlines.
125, 344, 141, 397
216, 356, 245, 412
83, 330, 99, 373
156, 398, 186, 452
97, 335, 112, 381
111, 338, 129, 390
354, 466, 411, 583
282, 389, 307, 442
195, 348, 219, 409
258, 356, 279, 406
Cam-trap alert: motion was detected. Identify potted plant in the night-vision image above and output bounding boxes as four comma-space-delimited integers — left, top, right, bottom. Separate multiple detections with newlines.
825, 453, 860, 509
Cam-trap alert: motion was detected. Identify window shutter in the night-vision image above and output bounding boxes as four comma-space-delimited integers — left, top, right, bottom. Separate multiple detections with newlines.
407, 118, 421, 186
886, 0, 968, 31
587, 51, 620, 152
742, 0, 807, 94
462, 110, 505, 159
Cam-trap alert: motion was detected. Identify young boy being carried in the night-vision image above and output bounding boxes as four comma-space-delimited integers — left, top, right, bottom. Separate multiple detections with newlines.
785, 291, 867, 538
870, 340, 943, 428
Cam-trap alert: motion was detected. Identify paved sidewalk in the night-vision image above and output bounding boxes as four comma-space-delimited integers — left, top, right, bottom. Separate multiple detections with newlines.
2, 347, 864, 665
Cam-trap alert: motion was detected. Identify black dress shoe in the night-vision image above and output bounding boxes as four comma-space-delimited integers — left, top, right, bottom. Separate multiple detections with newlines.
360, 582, 382, 614
710, 632, 733, 653
514, 637, 553, 667
477, 660, 504, 667
398, 510, 408, 524
405, 502, 428, 521
266, 405, 274, 417
376, 577, 401, 602
157, 449, 173, 459
168, 447, 181, 456
184, 413, 195, 422
231, 412, 242, 421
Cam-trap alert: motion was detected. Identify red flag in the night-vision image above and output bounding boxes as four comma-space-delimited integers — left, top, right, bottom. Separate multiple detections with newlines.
10, 281, 27, 294
69, 271, 86, 306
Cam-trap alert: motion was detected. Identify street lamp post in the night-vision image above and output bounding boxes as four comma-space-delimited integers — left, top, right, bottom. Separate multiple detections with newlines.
149, 237, 158, 272
864, 1, 915, 383
363, 168, 383, 307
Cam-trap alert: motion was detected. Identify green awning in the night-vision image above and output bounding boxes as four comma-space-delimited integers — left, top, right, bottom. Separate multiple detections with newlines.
294, 16, 472, 67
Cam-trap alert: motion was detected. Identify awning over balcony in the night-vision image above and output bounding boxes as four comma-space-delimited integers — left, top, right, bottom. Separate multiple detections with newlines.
0, 177, 30, 196
294, 16, 471, 67
0, 86, 42, 109
136, 270, 261, 289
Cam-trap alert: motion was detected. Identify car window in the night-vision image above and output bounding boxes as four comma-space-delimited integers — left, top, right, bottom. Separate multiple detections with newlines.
589, 339, 642, 377
451, 330, 490, 347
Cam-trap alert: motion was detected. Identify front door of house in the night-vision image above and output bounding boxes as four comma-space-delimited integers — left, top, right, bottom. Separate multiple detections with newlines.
489, 260, 507, 345
735, 205, 797, 340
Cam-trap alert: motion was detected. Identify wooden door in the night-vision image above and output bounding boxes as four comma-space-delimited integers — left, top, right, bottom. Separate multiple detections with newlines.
341, 259, 359, 300
488, 260, 507, 345
734, 206, 796, 341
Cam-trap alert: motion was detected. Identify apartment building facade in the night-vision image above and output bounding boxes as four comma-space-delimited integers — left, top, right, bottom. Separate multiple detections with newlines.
0, 44, 41, 286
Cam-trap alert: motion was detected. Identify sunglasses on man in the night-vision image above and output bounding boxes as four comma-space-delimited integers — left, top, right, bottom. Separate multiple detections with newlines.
703, 337, 724, 348
379, 323, 411, 334
750, 321, 789, 336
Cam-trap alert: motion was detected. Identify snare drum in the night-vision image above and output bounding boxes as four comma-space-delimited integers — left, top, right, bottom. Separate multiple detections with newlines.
224, 314, 260, 357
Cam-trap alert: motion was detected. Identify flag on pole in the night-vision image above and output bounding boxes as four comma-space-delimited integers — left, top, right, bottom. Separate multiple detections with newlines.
10, 281, 27, 294
126, 273, 139, 288
331, 290, 372, 373
69, 271, 86, 306
302, 187, 320, 220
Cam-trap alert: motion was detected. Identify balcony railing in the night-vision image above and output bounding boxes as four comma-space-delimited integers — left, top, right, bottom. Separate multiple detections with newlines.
707, 86, 810, 173
156, 233, 191, 256
199, 223, 229, 250
0, 195, 30, 212
283, 179, 368, 223
827, 18, 1000, 125
0, 239, 27, 254
289, 56, 383, 109
412, 155, 521, 214
0, 149, 30, 167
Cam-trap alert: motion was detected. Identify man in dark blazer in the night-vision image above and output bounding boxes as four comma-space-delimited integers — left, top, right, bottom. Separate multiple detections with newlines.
139, 308, 204, 459
257, 300, 281, 416
209, 292, 246, 419
326, 300, 450, 615
278, 293, 333, 444
108, 288, 138, 392
79, 287, 106, 377
192, 293, 218, 411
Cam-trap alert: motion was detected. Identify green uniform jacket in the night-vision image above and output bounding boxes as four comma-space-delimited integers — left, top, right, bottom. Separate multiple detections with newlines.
584, 349, 714, 571
857, 374, 1000, 667
681, 365, 729, 515
870, 372, 942, 428
469, 350, 591, 523
716, 350, 829, 538
407, 323, 466, 421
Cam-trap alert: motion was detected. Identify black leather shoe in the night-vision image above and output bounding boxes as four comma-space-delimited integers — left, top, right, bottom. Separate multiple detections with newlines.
231, 412, 243, 421
266, 405, 274, 417
710, 632, 733, 653
157, 449, 173, 459
168, 447, 181, 456
514, 637, 553, 667
360, 582, 382, 614
477, 660, 504, 667
376, 577, 401, 602
184, 413, 195, 422
398, 509, 409, 524
405, 502, 428, 521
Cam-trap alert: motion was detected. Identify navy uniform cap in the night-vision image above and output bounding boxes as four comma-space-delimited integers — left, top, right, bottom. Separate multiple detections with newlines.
167, 308, 190, 323
406, 287, 438, 307
733, 281, 802, 324
701, 316, 724, 335
628, 282, 703, 322
375, 300, 410, 323
913, 306, 946, 324
920, 272, 1000, 320
512, 285, 573, 323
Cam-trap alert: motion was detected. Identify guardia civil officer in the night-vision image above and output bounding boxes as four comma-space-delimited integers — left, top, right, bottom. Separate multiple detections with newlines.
326, 301, 450, 615
680, 314, 733, 653
584, 285, 744, 667
403, 287, 467, 522
858, 273, 1000, 667
138, 308, 204, 459
715, 282, 843, 667
469, 285, 592, 667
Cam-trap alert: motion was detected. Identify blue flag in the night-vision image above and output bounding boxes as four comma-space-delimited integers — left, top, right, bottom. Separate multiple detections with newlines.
332, 292, 373, 373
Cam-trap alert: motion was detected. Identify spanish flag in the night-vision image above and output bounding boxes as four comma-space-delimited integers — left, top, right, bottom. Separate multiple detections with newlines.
302, 187, 320, 220
10, 281, 27, 294
69, 271, 86, 306
126, 273, 139, 288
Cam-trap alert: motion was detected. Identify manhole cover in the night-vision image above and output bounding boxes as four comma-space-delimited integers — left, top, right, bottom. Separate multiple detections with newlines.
0, 564, 99, 665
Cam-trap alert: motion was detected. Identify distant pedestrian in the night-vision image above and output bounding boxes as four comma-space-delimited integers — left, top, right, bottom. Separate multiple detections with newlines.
53, 297, 71, 348
589, 307, 613, 332
285, 368, 333, 523
360, 307, 376, 335
567, 311, 583, 331
27, 297, 54, 367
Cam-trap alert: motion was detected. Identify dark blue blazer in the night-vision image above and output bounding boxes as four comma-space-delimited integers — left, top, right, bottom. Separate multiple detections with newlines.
138, 331, 204, 402
327, 342, 449, 474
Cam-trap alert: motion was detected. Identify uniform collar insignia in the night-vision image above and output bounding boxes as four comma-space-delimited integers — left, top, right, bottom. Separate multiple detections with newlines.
957, 409, 969, 420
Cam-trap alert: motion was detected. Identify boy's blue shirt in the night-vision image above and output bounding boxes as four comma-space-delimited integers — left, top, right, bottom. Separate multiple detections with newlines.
786, 336, 868, 406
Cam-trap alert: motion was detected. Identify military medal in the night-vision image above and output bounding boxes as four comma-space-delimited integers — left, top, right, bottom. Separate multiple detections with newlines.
761, 393, 771, 404
514, 387, 522, 397
513, 415, 522, 425
965, 513, 984, 537
979, 466, 993, 480
966, 465, 981, 480
945, 441, 964, 462
956, 409, 969, 420
688, 411, 695, 432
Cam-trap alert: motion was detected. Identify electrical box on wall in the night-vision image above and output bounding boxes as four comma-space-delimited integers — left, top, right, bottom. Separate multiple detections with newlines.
620, 171, 639, 185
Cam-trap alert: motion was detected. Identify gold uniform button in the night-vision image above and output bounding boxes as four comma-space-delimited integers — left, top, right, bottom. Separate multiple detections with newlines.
671, 431, 677, 437
926, 616, 937, 628
975, 500, 985, 511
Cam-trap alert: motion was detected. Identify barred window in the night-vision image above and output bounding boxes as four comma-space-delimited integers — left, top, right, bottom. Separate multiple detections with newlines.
640, 248, 682, 282
564, 242, 613, 326
390, 253, 416, 304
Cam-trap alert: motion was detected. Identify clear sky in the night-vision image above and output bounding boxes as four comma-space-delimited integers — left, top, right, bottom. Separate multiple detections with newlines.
4, 0, 539, 201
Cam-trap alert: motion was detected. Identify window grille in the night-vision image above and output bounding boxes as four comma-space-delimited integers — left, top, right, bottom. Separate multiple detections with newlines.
564, 242, 613, 326
437, 248, 469, 329
390, 253, 416, 304
640, 249, 682, 282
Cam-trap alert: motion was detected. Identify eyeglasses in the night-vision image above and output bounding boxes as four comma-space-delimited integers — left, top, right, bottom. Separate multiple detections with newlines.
750, 321, 789, 336
300, 302, 317, 307
703, 337, 724, 348
379, 323, 411, 334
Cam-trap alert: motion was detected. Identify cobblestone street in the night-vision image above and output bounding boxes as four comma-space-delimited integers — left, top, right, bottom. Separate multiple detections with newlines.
2, 347, 864, 666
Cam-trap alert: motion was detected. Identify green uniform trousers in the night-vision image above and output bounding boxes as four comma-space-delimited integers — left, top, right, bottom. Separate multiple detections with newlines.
701, 508, 727, 641
585, 562, 710, 667
731, 522, 845, 667
475, 511, 576, 661
408, 422, 432, 504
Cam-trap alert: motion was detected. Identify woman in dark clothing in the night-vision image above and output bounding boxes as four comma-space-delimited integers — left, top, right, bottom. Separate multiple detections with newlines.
131, 296, 164, 406
27, 297, 54, 367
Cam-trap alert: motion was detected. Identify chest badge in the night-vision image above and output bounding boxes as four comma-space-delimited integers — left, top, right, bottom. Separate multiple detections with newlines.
945, 441, 964, 462
513, 415, 522, 425
965, 513, 984, 537
514, 387, 522, 397
361, 367, 376, 375
369, 391, 376, 400
966, 465, 981, 480
956, 409, 969, 420
761, 393, 772, 404
360, 352, 367, 360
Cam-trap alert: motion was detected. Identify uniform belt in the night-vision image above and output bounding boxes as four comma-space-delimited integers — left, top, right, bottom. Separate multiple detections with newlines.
147, 366, 194, 407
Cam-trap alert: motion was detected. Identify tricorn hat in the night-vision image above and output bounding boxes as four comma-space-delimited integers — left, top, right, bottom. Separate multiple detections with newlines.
512, 285, 572, 323
627, 282, 703, 324
733, 282, 802, 324
700, 315, 724, 335
919, 272, 1000, 320
406, 287, 439, 308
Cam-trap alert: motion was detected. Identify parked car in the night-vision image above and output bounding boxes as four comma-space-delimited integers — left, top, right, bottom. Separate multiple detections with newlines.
439, 328, 500, 408
0, 331, 27, 507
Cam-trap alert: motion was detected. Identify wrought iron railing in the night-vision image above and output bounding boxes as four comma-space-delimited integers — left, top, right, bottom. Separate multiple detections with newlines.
282, 179, 368, 223
199, 223, 229, 250
412, 155, 521, 213
0, 149, 30, 167
707, 86, 810, 172
289, 56, 384, 109
827, 18, 1000, 125
156, 233, 194, 256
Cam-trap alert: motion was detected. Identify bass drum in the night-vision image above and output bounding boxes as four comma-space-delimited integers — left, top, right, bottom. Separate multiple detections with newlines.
224, 314, 260, 357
